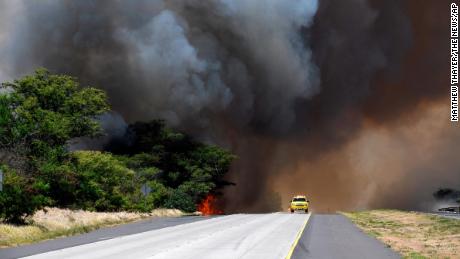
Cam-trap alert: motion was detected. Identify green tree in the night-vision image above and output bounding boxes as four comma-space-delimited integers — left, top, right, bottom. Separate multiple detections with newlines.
113, 120, 236, 207
0, 69, 110, 220
72, 151, 136, 211
0, 70, 236, 219
177, 145, 236, 203
132, 180, 169, 212
0, 166, 51, 223
0, 68, 109, 170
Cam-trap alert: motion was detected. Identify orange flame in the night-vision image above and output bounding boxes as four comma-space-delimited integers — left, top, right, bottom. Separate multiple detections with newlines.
198, 194, 223, 216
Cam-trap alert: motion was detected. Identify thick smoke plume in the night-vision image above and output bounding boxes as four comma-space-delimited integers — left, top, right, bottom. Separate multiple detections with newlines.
0, 0, 457, 212
0, 0, 319, 131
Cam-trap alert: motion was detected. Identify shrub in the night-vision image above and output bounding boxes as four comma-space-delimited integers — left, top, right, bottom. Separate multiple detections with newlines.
0, 166, 50, 224
129, 181, 169, 212
164, 189, 196, 213
72, 151, 136, 211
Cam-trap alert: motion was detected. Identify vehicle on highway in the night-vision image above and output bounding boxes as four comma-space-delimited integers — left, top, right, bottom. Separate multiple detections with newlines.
290, 195, 309, 213
438, 206, 460, 213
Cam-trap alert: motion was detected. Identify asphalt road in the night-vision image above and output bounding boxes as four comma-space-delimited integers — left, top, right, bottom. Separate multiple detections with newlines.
433, 212, 460, 219
292, 214, 400, 259
1, 213, 401, 259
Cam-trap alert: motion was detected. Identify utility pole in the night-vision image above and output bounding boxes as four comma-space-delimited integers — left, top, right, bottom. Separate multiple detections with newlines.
0, 169, 3, 192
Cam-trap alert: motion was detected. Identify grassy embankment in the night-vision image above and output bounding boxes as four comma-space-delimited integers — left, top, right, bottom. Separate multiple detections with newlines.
343, 210, 460, 259
0, 207, 187, 248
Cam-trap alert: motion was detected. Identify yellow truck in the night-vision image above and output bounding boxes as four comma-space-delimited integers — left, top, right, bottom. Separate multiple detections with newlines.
290, 195, 309, 213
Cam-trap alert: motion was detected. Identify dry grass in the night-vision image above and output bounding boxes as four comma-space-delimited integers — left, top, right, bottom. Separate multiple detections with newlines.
0, 207, 186, 248
342, 210, 460, 259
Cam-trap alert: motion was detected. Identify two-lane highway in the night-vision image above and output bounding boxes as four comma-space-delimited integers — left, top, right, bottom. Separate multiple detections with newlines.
1, 213, 401, 259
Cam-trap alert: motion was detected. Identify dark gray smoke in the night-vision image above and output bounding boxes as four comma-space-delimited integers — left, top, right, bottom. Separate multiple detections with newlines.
0, 0, 456, 212
0, 0, 319, 133
69, 112, 128, 151
434, 189, 460, 204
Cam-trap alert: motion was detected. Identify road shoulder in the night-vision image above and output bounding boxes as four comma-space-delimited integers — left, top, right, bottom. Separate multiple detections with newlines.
344, 210, 460, 258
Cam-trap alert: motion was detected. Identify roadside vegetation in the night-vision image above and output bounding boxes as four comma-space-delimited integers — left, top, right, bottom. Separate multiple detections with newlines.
0, 69, 235, 224
343, 210, 460, 259
0, 207, 187, 247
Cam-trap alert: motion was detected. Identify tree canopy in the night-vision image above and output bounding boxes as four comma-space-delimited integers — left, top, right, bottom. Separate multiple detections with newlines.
0, 68, 109, 170
0, 69, 235, 223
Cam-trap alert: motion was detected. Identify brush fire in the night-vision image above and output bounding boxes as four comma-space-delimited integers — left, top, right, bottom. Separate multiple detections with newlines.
198, 195, 223, 216
0, 0, 457, 213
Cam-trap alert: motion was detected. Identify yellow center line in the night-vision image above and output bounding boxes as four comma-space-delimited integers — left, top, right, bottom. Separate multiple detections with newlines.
285, 214, 311, 259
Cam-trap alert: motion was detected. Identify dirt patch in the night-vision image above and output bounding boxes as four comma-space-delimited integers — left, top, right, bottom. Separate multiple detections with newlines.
343, 210, 460, 259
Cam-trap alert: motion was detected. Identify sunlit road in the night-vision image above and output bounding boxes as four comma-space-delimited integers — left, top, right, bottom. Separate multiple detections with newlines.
20, 213, 309, 259
1, 213, 402, 259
